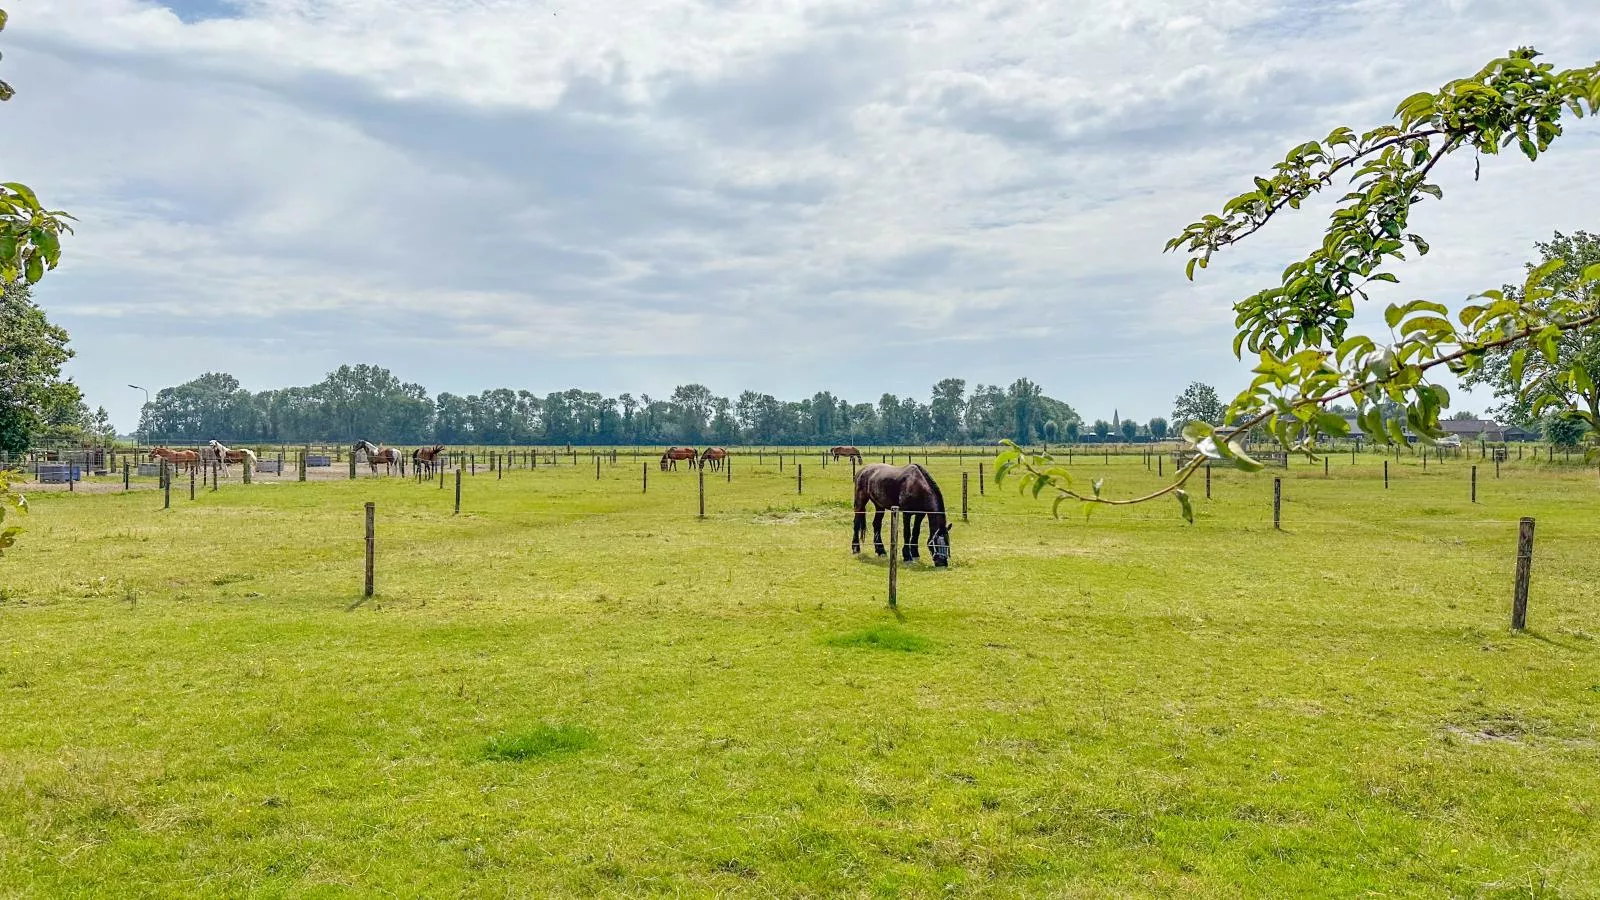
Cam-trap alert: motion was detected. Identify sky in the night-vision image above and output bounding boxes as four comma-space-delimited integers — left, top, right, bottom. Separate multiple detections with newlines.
3, 0, 1599, 432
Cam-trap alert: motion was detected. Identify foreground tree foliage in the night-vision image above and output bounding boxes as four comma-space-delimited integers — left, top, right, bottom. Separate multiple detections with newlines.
0, 5, 76, 547
1000, 48, 1600, 520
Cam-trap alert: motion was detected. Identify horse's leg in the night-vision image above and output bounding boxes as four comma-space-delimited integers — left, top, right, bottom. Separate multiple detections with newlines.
903, 512, 919, 562
851, 493, 865, 554
872, 509, 886, 556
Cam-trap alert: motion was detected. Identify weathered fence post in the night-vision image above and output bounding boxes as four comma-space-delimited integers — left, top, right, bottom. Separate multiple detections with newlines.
454, 469, 462, 515
1512, 516, 1535, 630
1471, 465, 1478, 503
1384, 460, 1389, 489
978, 462, 985, 495
962, 471, 969, 523
1323, 457, 1328, 477
698, 466, 706, 519
888, 505, 900, 610
595, 455, 601, 481
277, 452, 285, 478
797, 463, 803, 495
779, 454, 784, 473
1273, 477, 1282, 530
364, 502, 376, 598
244, 458, 253, 485
190, 467, 196, 500
123, 460, 129, 491
213, 462, 220, 492
163, 463, 171, 509
643, 462, 648, 493
1496, 458, 1501, 479
349, 453, 356, 481
471, 454, 476, 476
299, 451, 307, 482
726, 456, 732, 482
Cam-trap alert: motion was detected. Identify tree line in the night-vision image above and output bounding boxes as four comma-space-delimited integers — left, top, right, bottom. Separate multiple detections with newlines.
136, 368, 1090, 446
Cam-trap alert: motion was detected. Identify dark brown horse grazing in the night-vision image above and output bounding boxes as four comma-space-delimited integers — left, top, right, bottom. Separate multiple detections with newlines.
830, 445, 863, 462
661, 447, 697, 471
699, 447, 728, 471
852, 463, 952, 566
413, 444, 446, 478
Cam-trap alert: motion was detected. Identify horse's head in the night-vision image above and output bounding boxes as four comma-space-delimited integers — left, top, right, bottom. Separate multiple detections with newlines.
930, 522, 953, 567
148, 448, 163, 460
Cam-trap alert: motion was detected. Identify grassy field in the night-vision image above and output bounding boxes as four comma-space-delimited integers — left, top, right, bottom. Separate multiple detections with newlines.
2, 452, 1598, 897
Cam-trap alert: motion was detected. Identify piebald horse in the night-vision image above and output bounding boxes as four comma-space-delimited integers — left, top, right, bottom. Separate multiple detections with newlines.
203, 440, 257, 478
353, 440, 402, 475
851, 463, 953, 566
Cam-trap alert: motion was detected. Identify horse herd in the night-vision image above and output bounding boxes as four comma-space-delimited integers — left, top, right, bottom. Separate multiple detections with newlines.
145, 441, 952, 566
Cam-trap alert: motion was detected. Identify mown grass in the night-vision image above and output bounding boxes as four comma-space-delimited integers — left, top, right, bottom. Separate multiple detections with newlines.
1, 452, 1598, 896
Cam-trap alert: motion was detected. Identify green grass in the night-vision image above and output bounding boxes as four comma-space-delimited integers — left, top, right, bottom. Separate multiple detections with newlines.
2, 452, 1598, 896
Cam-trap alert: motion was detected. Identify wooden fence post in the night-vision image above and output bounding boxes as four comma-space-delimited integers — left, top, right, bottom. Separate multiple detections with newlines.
1384, 460, 1389, 489
797, 463, 803, 495
190, 467, 196, 500
643, 462, 648, 493
244, 458, 252, 485
123, 460, 129, 491
1273, 477, 1282, 530
1512, 517, 1535, 630
962, 471, 969, 523
1496, 458, 1501, 479
978, 462, 985, 495
1471, 466, 1478, 503
726, 456, 732, 482
163, 463, 171, 509
300, 451, 307, 482
888, 505, 900, 610
1158, 453, 1163, 477
349, 453, 356, 480
454, 469, 462, 515
364, 502, 376, 598
471, 454, 476, 476
1323, 457, 1328, 477
698, 465, 706, 519
213, 463, 220, 491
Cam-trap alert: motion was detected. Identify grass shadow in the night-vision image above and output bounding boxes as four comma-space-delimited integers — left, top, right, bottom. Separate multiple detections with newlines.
482, 724, 597, 762
823, 624, 931, 653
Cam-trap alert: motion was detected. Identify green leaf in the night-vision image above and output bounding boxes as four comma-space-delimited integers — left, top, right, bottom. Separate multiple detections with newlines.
1509, 348, 1528, 387
1226, 439, 1264, 473
1091, 478, 1103, 498
1181, 421, 1214, 444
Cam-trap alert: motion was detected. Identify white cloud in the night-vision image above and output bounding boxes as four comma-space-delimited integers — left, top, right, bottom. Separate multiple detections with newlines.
3, 0, 1598, 427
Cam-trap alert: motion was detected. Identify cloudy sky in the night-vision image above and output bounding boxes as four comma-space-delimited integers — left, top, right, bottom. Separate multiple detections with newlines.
4, 0, 1598, 430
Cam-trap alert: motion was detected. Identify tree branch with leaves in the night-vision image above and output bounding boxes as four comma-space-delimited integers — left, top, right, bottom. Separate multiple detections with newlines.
999, 48, 1600, 521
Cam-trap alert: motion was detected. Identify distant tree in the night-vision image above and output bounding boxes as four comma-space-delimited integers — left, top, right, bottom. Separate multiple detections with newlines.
1091, 419, 1111, 439
1461, 231, 1600, 428
1148, 417, 1169, 439
1544, 411, 1589, 447
930, 378, 966, 442
1042, 420, 1059, 442
1449, 410, 1477, 421
1, 280, 80, 455
1170, 382, 1224, 429
1065, 420, 1081, 442
1119, 419, 1139, 442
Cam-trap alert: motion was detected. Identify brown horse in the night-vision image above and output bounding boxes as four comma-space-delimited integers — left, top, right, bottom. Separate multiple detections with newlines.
852, 463, 952, 566
148, 447, 198, 473
830, 445, 863, 462
699, 447, 728, 471
413, 444, 446, 478
354, 440, 402, 475
661, 447, 697, 471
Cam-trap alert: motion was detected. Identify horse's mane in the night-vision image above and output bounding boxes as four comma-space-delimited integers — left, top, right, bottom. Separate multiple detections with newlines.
910, 464, 945, 514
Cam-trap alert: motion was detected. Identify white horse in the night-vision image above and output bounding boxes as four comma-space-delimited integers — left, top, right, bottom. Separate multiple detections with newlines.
205, 440, 257, 479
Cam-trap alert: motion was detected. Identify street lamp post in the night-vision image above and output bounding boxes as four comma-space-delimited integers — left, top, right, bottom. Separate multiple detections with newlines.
128, 385, 150, 448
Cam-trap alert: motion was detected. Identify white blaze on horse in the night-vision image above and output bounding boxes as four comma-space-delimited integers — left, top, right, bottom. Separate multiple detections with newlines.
204, 440, 257, 479
353, 440, 402, 475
